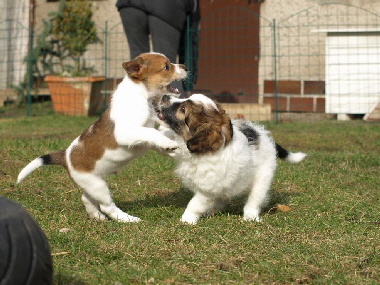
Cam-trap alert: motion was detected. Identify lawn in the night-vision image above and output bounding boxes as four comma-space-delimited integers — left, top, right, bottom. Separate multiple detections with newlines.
1, 115, 379, 284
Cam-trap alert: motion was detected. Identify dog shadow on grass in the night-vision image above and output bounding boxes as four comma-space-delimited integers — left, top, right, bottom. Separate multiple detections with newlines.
118, 187, 193, 211
218, 188, 296, 217
54, 273, 87, 285
117, 187, 296, 218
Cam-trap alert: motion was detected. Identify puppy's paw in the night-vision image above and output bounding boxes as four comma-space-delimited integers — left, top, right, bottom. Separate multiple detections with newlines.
160, 139, 179, 151
165, 149, 178, 158
116, 214, 142, 223
180, 213, 199, 225
89, 212, 108, 222
243, 213, 262, 222
243, 207, 262, 222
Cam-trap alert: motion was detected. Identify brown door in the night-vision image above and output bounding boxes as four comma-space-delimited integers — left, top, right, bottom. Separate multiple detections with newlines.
195, 0, 261, 103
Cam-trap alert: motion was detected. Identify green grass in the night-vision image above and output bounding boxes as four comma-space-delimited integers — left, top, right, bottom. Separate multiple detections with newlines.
1, 115, 379, 284
0, 101, 56, 118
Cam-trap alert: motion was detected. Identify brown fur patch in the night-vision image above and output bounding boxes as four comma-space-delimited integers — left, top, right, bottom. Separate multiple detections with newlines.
122, 57, 145, 81
47, 151, 67, 168
70, 108, 118, 172
182, 101, 233, 154
122, 53, 182, 93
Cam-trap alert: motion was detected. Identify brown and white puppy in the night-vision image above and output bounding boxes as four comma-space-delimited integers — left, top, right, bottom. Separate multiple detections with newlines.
155, 94, 306, 224
17, 53, 187, 222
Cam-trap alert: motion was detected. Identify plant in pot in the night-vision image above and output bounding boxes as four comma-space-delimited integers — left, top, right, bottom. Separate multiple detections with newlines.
35, 0, 105, 116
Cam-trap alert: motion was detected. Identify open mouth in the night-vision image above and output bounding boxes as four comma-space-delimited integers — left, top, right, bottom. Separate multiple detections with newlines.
167, 85, 180, 95
157, 111, 165, 121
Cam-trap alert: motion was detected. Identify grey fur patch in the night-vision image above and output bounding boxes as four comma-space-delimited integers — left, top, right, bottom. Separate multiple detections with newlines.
233, 120, 260, 147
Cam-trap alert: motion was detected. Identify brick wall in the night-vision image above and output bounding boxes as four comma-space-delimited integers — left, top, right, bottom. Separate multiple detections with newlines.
263, 80, 325, 113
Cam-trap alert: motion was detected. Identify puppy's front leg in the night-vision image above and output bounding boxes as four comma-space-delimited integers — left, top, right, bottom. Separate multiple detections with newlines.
181, 192, 215, 225
243, 166, 273, 222
158, 125, 177, 140
155, 126, 180, 158
114, 127, 178, 150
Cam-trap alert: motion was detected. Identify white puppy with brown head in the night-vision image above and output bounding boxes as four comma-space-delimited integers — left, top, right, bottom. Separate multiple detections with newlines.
155, 94, 306, 224
17, 53, 187, 222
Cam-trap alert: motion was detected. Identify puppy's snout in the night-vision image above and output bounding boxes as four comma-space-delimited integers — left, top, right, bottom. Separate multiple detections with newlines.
179, 64, 187, 71
162, 95, 171, 102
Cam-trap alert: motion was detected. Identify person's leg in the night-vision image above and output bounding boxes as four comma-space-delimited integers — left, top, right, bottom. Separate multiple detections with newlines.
149, 16, 181, 62
119, 7, 150, 59
149, 16, 185, 96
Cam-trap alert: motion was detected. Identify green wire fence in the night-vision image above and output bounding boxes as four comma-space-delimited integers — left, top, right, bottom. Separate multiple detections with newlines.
1, 3, 380, 122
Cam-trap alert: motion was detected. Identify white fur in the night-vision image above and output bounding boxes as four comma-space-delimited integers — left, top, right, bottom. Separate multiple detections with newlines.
159, 94, 305, 224
67, 66, 186, 222
17, 53, 186, 223
285, 152, 307, 163
189, 93, 219, 111
17, 158, 43, 183
173, 124, 276, 224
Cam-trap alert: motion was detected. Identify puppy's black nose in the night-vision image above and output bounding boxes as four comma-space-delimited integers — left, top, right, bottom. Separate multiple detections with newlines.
162, 95, 170, 102
179, 64, 187, 71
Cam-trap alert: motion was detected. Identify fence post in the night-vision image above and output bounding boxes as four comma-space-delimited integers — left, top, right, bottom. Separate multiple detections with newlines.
272, 19, 278, 124
184, 16, 193, 91
26, 4, 35, 117
103, 21, 108, 108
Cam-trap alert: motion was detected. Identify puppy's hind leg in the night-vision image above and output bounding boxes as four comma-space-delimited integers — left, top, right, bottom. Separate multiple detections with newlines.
243, 163, 275, 222
73, 173, 141, 223
81, 192, 107, 221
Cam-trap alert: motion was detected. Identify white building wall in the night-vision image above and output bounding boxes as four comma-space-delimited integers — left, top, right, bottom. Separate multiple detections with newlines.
0, 0, 29, 89
258, 0, 380, 96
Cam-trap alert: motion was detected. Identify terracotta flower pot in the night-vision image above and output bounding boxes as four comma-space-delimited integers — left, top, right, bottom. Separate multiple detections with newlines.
45, 75, 105, 116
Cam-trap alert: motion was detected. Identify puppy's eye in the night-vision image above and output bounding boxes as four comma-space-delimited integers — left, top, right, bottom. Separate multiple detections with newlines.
163, 63, 170, 71
180, 106, 186, 113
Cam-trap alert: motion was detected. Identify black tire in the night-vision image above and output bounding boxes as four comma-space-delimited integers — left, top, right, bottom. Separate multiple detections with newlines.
0, 197, 52, 285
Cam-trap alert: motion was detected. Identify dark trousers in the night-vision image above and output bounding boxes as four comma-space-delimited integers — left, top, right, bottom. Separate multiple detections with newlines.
119, 7, 185, 95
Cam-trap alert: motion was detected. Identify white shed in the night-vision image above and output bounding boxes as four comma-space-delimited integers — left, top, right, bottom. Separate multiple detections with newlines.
325, 29, 380, 115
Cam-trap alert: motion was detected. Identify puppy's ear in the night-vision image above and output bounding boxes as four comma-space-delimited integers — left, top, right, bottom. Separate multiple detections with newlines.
186, 102, 233, 154
122, 57, 146, 80
216, 103, 233, 146
187, 129, 224, 154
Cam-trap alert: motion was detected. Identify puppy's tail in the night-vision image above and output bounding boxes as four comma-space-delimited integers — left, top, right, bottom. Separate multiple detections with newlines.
17, 151, 66, 184
275, 143, 307, 163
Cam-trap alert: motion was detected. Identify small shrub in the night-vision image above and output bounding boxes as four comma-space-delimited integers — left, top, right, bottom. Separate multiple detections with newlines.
33, 0, 101, 77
